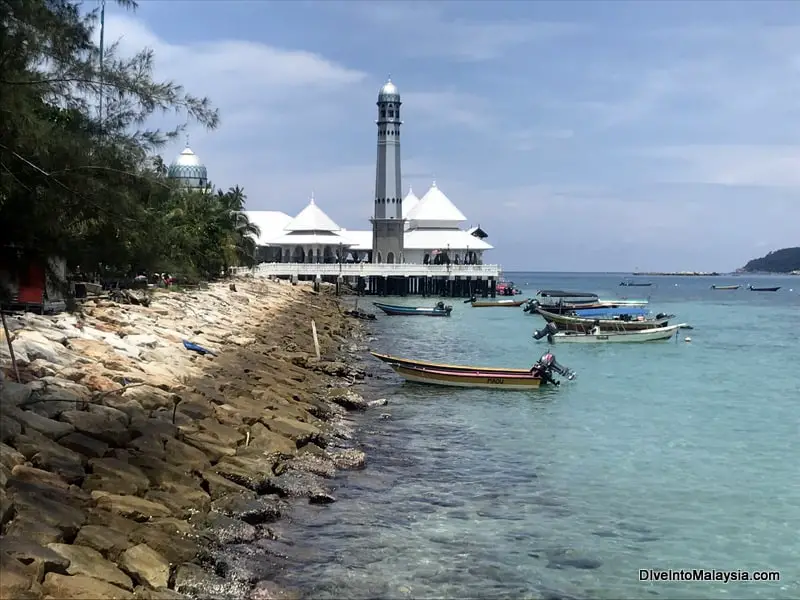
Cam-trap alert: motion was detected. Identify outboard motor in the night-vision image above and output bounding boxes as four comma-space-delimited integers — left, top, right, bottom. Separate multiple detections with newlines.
436, 301, 445, 310
532, 321, 558, 343
531, 350, 576, 386
522, 298, 539, 313
655, 312, 668, 320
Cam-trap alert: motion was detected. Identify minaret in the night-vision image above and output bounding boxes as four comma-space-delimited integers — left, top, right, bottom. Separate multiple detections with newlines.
370, 76, 405, 264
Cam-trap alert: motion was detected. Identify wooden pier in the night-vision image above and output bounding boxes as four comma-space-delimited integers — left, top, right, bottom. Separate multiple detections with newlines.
232, 263, 503, 297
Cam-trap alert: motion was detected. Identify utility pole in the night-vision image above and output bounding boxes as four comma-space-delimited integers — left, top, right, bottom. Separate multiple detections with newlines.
98, 0, 106, 127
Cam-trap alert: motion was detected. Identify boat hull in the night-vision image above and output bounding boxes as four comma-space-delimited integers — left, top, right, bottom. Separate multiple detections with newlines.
534, 307, 672, 332
389, 363, 541, 389
369, 351, 531, 374
550, 324, 684, 343
471, 299, 526, 308
373, 302, 452, 316
748, 286, 781, 292
711, 285, 740, 290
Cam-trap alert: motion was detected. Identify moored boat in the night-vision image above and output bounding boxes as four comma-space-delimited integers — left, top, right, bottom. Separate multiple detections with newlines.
471, 298, 526, 308
372, 351, 576, 389
373, 301, 452, 316
533, 306, 674, 332
522, 290, 648, 315
711, 285, 740, 290
747, 285, 781, 292
619, 280, 653, 287
533, 322, 685, 343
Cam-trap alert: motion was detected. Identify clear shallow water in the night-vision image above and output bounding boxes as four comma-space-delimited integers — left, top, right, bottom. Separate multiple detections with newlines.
278, 273, 800, 600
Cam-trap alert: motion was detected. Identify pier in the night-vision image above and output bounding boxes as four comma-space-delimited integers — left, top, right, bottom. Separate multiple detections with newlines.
232, 262, 503, 297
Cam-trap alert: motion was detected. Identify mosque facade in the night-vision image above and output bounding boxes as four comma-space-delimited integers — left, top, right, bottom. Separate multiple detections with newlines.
171, 78, 493, 265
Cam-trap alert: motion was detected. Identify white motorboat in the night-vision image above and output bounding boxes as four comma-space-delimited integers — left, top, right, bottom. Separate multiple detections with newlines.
535, 323, 687, 344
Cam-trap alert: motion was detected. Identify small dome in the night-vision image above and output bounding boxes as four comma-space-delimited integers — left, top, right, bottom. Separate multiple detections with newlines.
378, 76, 400, 100
167, 145, 208, 187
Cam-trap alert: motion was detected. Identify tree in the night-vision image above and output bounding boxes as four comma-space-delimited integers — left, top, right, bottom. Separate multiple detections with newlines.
0, 0, 262, 295
0, 0, 219, 284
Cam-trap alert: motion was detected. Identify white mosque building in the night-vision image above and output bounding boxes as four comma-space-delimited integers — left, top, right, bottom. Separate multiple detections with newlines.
245, 77, 493, 266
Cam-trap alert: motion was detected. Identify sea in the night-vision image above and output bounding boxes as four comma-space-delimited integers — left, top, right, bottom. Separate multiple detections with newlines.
275, 273, 800, 600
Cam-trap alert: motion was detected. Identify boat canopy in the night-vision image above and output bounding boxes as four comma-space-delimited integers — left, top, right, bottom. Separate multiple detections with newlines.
536, 290, 599, 299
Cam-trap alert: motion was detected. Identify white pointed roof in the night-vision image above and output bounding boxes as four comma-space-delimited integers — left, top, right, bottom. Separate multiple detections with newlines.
402, 187, 419, 218
285, 195, 341, 232
406, 182, 467, 224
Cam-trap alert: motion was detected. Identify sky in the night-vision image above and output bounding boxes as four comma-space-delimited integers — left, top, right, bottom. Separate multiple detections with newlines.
99, 0, 800, 272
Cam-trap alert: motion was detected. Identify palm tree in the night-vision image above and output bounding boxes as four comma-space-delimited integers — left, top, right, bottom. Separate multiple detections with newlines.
215, 186, 261, 270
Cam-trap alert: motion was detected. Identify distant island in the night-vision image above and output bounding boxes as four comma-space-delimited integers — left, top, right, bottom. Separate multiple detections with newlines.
739, 247, 800, 274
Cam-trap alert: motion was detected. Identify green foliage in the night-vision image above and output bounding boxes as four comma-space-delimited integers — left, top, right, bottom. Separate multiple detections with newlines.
742, 247, 800, 273
0, 0, 260, 295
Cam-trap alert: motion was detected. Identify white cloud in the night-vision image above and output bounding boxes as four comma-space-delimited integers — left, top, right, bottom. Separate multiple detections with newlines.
327, 1, 585, 62
643, 145, 800, 188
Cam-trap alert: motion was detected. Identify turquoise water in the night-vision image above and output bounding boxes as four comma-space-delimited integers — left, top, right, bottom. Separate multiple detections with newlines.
278, 273, 800, 600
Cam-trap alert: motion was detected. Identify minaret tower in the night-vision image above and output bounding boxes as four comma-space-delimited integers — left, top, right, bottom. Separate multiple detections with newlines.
370, 76, 404, 263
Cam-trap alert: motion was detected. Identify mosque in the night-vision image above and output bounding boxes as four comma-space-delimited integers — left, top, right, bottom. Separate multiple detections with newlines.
166, 77, 492, 267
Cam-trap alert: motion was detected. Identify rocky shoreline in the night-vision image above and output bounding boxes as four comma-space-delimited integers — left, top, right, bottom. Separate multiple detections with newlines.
0, 277, 379, 599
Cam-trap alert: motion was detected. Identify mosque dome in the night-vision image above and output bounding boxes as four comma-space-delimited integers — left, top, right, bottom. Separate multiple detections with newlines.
378, 77, 400, 102
167, 145, 208, 188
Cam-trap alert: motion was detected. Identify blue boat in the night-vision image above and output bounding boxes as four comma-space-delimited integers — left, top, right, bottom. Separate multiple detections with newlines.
573, 307, 651, 318
373, 301, 453, 317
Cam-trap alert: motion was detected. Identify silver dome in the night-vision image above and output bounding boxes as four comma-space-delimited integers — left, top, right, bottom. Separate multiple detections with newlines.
378, 76, 400, 101
167, 146, 208, 188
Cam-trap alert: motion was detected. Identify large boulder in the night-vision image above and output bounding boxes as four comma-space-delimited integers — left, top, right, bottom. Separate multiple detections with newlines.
93, 493, 172, 522
46, 543, 133, 590
118, 544, 171, 590
41, 572, 135, 599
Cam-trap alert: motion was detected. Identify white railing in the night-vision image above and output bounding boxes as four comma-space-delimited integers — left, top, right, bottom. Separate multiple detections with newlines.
232, 262, 502, 278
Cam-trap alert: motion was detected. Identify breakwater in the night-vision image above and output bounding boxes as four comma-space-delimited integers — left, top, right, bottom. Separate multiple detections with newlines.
0, 278, 378, 599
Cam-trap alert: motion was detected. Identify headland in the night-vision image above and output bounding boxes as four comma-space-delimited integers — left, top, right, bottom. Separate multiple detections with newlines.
0, 278, 379, 599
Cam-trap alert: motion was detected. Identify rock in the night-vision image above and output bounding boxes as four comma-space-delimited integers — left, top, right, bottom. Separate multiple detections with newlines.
201, 470, 253, 500
205, 513, 257, 545
83, 458, 150, 496
0, 552, 38, 600
11, 408, 76, 439
128, 522, 198, 564
209, 493, 284, 525
144, 486, 210, 520
367, 398, 388, 407
327, 388, 369, 411
163, 437, 210, 471
260, 416, 320, 446
196, 417, 246, 446
102, 397, 147, 424
60, 409, 131, 446
9, 480, 87, 539
31, 447, 86, 484
122, 334, 159, 348
11, 464, 70, 490
180, 431, 236, 462
3, 513, 63, 545
0, 413, 22, 444
133, 586, 189, 599
128, 455, 197, 491
173, 563, 240, 600
0, 487, 12, 526
249, 580, 301, 600
328, 448, 366, 470
46, 543, 133, 590
278, 453, 336, 479
74, 525, 132, 561
0, 380, 33, 406
212, 461, 273, 495
1, 539, 71, 580
60, 431, 110, 458
121, 385, 178, 412
41, 572, 134, 599
0, 441, 26, 470
82, 373, 120, 393
94, 494, 172, 522
118, 544, 170, 590
264, 469, 334, 503
246, 423, 296, 457
86, 509, 140, 535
